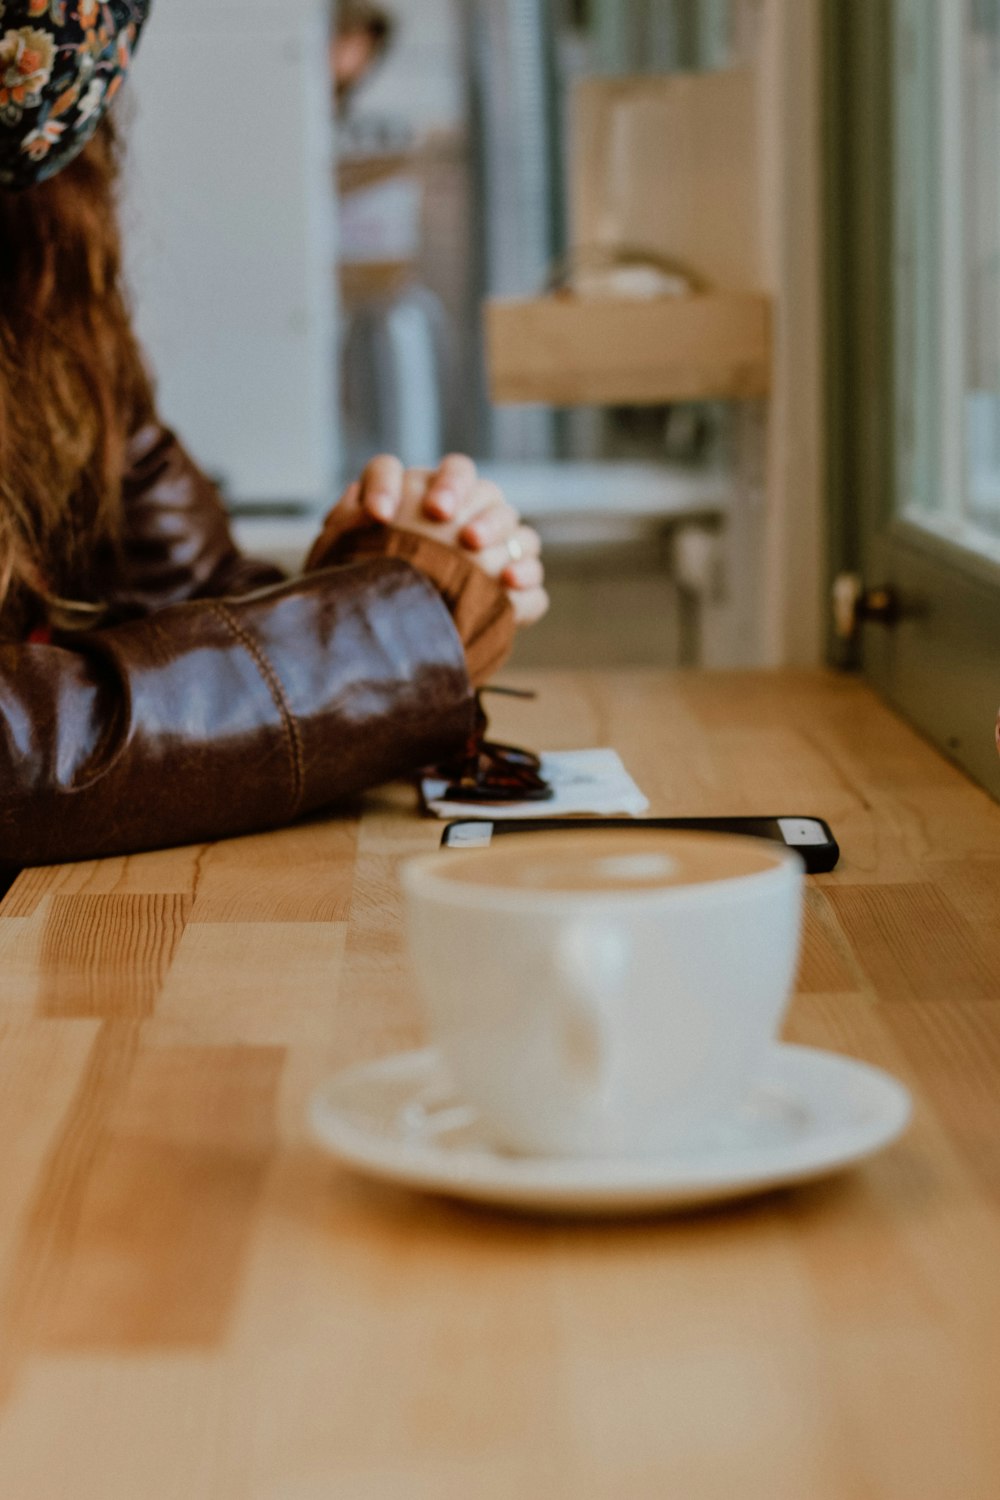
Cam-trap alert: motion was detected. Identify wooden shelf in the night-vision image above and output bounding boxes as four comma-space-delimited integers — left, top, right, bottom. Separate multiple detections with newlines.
485, 292, 771, 407
340, 260, 415, 308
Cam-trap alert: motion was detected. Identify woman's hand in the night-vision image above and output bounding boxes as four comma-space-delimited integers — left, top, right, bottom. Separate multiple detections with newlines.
309, 454, 548, 627
352, 452, 479, 527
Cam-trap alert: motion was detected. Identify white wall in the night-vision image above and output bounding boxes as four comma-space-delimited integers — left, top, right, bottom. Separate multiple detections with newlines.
124, 0, 338, 506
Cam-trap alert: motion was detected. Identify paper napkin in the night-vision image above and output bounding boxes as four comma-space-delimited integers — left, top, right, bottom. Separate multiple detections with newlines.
422, 748, 650, 821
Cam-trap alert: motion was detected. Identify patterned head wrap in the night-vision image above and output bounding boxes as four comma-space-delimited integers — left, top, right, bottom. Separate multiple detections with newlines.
0, 1, 151, 189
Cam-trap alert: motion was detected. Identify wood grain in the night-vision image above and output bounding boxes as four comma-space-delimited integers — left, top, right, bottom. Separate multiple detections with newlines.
187, 819, 360, 925
795, 890, 862, 995
0, 670, 997, 1499
41, 1045, 284, 1351
154, 922, 348, 1047
0, 1020, 101, 1309
0, 1022, 139, 1398
38, 893, 191, 1019
0, 843, 203, 918
825, 884, 1000, 1004
485, 293, 772, 407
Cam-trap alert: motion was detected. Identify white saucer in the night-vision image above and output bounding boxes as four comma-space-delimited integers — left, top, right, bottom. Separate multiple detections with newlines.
309, 1045, 912, 1217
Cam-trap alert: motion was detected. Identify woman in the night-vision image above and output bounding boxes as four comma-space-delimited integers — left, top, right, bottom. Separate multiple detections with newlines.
0, 1, 546, 871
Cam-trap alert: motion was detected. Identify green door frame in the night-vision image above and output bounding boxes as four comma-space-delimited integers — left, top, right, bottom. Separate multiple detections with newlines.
823, 0, 892, 596
824, 0, 1000, 800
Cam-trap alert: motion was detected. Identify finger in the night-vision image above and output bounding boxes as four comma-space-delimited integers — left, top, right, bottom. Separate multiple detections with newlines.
424, 454, 478, 521
322, 479, 362, 525
402, 467, 434, 493
460, 486, 520, 551
474, 524, 542, 577
360, 455, 406, 523
502, 555, 545, 591
508, 586, 550, 628
307, 482, 364, 566
474, 544, 543, 585
400, 467, 434, 514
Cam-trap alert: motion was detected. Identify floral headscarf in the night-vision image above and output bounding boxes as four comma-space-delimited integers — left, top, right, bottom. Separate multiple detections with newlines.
0, 1, 150, 189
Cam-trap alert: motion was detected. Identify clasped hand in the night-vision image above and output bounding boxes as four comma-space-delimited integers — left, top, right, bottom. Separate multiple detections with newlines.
308, 454, 549, 627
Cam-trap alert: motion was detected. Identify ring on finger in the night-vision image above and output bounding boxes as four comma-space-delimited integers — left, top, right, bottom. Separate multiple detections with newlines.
506, 534, 525, 564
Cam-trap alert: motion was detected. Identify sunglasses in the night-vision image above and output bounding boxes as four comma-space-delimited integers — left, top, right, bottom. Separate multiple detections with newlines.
425, 689, 553, 805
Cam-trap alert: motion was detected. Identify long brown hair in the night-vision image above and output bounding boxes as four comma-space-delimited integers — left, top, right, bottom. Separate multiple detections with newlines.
0, 117, 153, 625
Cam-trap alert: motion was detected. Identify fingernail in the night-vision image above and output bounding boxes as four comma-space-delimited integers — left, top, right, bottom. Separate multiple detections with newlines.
369, 493, 395, 522
430, 487, 456, 517
463, 524, 488, 548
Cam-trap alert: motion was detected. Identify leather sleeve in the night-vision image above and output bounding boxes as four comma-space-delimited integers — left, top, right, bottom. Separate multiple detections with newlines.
102, 421, 287, 614
321, 527, 516, 686
0, 560, 475, 866
110, 420, 516, 681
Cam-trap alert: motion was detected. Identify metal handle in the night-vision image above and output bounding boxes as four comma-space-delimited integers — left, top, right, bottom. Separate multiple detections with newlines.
833, 574, 902, 640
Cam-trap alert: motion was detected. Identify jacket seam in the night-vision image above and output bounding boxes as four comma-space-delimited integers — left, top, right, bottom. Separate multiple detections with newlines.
210, 601, 305, 818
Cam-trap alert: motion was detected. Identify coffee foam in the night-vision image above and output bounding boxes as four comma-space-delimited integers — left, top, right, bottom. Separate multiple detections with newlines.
433, 830, 783, 895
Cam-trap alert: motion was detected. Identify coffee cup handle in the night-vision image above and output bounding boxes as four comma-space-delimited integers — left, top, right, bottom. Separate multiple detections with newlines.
551, 925, 625, 1096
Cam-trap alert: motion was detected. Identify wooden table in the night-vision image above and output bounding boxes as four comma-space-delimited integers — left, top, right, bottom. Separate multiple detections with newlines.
2, 669, 1000, 1500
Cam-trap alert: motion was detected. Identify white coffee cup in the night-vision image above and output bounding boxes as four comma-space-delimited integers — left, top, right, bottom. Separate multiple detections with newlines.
402, 830, 804, 1158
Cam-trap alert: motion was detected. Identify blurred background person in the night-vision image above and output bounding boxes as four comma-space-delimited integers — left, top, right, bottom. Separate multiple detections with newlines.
332, 0, 396, 114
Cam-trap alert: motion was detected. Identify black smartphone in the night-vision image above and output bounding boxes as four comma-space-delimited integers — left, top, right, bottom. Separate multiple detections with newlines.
440, 816, 840, 874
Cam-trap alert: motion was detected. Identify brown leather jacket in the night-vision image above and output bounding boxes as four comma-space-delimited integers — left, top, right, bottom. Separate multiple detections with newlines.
0, 423, 512, 868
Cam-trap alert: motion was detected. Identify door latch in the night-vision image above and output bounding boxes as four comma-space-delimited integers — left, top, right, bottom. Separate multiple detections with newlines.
832, 574, 902, 641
